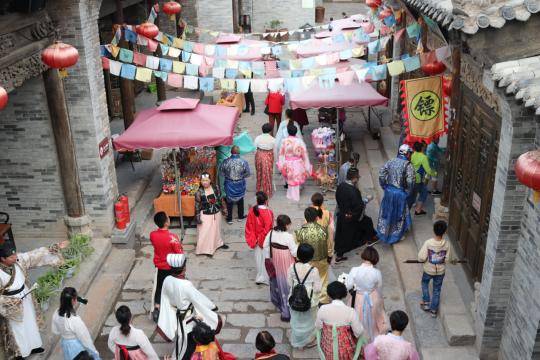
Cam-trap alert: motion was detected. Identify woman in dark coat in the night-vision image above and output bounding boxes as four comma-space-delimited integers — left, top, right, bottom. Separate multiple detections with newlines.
334, 168, 377, 262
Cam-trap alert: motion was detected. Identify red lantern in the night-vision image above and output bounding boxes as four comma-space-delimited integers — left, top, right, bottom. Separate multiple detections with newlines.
136, 22, 159, 39
378, 8, 393, 20
366, 0, 382, 9
421, 61, 446, 76
0, 86, 7, 110
515, 150, 540, 202
163, 1, 181, 21
41, 42, 79, 70
443, 76, 452, 95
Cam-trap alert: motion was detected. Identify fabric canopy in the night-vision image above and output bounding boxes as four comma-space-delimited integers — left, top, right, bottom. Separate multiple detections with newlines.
289, 82, 388, 109
113, 100, 240, 150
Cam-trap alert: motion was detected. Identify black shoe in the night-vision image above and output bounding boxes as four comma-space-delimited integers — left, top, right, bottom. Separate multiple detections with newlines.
431, 190, 442, 195
415, 210, 427, 215
335, 256, 348, 263
152, 308, 160, 323
251, 111, 255, 116
31, 348, 45, 354
243, 109, 249, 113
219, 244, 229, 250
284, 184, 288, 189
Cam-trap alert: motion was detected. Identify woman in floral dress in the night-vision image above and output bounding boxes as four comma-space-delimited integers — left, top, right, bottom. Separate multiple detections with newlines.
277, 124, 312, 202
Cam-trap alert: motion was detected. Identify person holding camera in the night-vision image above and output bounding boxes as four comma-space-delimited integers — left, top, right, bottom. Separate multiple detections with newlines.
0, 239, 68, 359
52, 287, 101, 360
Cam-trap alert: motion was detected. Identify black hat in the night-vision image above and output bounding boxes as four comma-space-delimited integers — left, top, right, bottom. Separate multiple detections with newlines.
0, 240, 16, 258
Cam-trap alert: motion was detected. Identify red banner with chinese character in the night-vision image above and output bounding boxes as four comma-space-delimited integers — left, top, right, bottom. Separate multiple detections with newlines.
401, 75, 448, 144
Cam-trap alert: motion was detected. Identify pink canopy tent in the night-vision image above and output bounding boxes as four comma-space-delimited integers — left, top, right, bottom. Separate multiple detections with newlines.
113, 98, 240, 236
289, 82, 388, 110
113, 98, 239, 150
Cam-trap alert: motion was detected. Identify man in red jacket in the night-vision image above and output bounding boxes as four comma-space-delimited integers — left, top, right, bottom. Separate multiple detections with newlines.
265, 91, 285, 132
150, 211, 183, 322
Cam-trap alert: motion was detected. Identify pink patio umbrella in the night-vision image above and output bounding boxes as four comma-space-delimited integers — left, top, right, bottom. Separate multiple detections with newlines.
289, 82, 388, 109
113, 98, 240, 235
289, 82, 388, 164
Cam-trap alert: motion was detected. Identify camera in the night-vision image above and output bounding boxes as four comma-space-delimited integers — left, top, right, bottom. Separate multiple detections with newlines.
77, 296, 88, 305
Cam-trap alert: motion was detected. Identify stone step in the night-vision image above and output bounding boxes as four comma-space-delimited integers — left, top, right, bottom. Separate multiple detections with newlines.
46, 247, 135, 359
40, 237, 111, 357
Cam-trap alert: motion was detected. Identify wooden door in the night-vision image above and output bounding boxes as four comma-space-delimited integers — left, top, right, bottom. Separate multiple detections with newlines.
447, 85, 500, 282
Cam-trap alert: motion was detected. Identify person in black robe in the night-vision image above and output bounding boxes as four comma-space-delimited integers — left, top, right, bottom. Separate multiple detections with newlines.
334, 168, 377, 262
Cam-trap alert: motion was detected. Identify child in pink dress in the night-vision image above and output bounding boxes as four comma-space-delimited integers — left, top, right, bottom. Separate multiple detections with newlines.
364, 310, 419, 360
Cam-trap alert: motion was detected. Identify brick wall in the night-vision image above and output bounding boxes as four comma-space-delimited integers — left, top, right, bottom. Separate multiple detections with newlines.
48, 0, 118, 237
0, 78, 67, 241
497, 107, 540, 359
251, 0, 322, 33
196, 0, 233, 33
475, 92, 539, 358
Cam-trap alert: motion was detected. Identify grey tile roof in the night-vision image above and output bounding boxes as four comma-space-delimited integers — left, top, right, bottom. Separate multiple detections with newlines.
402, 0, 540, 34
491, 56, 540, 114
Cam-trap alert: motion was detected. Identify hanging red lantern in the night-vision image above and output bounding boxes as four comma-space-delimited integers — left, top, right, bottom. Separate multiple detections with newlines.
515, 150, 540, 202
0, 86, 7, 110
136, 22, 159, 39
41, 41, 79, 73
421, 61, 446, 76
366, 0, 382, 10
163, 1, 182, 21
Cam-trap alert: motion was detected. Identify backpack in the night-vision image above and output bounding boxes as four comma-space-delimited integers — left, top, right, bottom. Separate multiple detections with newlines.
288, 264, 314, 312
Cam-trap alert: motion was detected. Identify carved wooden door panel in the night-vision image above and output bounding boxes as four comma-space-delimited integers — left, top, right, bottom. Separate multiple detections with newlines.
448, 85, 500, 281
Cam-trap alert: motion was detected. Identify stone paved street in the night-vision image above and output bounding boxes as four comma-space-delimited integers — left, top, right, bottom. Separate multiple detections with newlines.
94, 92, 477, 359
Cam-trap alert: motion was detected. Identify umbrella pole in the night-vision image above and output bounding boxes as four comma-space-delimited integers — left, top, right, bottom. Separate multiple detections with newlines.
172, 148, 185, 239
336, 110, 341, 166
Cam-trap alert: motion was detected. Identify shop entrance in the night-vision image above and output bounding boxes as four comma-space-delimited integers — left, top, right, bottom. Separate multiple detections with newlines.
446, 84, 501, 282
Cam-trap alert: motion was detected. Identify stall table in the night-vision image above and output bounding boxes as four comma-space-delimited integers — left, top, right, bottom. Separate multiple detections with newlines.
154, 194, 196, 217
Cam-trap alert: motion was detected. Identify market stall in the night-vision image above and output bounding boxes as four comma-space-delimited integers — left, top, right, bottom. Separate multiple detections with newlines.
289, 82, 388, 190
113, 97, 240, 236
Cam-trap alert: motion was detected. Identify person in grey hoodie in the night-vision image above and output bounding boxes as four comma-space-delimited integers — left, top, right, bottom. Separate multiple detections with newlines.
417, 220, 455, 317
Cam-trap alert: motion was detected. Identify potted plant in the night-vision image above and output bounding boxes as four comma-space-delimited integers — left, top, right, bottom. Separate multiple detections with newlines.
35, 272, 60, 311
59, 257, 81, 278
266, 19, 283, 33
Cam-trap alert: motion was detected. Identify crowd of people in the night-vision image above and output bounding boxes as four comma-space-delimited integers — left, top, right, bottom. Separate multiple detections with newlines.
0, 93, 451, 360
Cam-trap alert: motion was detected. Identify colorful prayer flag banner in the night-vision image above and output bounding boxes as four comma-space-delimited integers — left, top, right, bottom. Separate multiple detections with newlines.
401, 76, 447, 143
406, 22, 421, 39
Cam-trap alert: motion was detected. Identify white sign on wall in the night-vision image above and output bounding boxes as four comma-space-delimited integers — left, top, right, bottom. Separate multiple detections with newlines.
302, 0, 314, 9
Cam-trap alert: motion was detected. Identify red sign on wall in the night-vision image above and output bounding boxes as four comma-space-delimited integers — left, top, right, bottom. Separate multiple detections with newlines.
99, 137, 110, 159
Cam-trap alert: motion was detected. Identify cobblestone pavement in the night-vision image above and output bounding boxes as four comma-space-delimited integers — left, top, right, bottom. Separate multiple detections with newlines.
94, 90, 401, 359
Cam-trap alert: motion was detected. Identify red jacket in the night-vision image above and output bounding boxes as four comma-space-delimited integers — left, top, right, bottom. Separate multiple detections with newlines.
150, 228, 183, 270
265, 92, 285, 114
245, 207, 274, 249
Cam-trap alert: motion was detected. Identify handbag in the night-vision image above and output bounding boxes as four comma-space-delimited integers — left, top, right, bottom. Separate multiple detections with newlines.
264, 231, 277, 278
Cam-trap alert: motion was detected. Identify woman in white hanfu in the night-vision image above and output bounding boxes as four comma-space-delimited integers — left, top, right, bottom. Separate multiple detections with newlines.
157, 254, 220, 360
0, 239, 67, 359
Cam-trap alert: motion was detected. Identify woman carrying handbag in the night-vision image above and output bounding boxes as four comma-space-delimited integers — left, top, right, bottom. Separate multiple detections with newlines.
263, 215, 298, 321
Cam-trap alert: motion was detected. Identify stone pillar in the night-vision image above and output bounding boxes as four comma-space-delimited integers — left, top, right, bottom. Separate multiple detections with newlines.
475, 93, 537, 358
47, 0, 118, 237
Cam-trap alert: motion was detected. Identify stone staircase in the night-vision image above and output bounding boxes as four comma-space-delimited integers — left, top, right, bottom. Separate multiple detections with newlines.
39, 237, 135, 359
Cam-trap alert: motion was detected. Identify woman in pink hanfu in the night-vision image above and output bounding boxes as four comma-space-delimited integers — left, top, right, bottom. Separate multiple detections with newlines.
277, 124, 312, 202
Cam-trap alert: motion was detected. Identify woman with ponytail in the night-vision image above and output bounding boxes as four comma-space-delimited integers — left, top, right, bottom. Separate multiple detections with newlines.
52, 287, 101, 360
245, 191, 274, 285
107, 305, 159, 360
